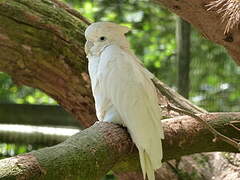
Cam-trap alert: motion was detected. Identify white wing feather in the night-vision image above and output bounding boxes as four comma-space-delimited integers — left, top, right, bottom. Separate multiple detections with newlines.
98, 44, 164, 180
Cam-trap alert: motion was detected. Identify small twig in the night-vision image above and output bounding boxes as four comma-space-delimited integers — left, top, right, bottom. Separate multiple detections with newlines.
230, 121, 240, 124
233, 138, 240, 142
175, 158, 181, 169
167, 104, 240, 151
166, 161, 179, 176
228, 123, 240, 132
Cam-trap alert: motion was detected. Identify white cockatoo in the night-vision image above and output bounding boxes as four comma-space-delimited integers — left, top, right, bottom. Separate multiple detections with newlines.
84, 22, 164, 180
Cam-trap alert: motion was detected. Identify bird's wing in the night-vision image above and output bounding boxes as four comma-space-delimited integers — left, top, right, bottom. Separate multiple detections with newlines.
99, 44, 164, 168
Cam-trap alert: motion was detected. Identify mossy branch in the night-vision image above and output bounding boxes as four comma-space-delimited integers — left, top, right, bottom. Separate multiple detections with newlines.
0, 0, 95, 127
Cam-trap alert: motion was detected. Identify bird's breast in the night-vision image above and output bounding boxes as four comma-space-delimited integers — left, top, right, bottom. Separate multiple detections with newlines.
88, 56, 101, 91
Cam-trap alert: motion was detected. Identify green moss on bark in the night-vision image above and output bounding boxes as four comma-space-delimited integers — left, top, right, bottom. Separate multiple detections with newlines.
0, 0, 95, 127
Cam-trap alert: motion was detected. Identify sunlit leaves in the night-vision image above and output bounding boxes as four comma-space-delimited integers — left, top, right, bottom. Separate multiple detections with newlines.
0, 144, 33, 158
0, 73, 56, 104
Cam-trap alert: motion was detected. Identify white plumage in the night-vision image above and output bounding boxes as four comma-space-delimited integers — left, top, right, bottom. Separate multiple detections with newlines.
85, 22, 164, 180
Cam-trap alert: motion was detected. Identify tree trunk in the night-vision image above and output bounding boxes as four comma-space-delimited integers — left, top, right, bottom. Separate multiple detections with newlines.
176, 17, 191, 99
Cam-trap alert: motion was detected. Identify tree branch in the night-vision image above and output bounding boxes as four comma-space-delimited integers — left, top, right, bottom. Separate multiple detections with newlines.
167, 105, 240, 150
152, 78, 207, 114
0, 112, 239, 179
153, 0, 240, 65
0, 0, 95, 127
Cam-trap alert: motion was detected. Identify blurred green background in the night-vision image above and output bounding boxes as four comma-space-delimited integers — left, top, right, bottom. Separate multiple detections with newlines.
0, 0, 239, 179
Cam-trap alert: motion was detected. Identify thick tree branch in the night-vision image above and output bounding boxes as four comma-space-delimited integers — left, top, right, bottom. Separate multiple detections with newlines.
153, 0, 240, 65
0, 113, 239, 179
0, 0, 95, 127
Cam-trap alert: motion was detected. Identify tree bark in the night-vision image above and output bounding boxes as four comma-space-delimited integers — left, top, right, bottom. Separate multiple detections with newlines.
0, 0, 95, 127
153, 0, 240, 65
0, 113, 239, 180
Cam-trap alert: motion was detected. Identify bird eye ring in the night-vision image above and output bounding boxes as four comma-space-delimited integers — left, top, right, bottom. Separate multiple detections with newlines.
99, 36, 106, 41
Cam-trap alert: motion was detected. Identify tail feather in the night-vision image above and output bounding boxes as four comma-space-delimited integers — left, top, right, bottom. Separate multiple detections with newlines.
139, 148, 161, 180
145, 150, 155, 180
139, 148, 146, 179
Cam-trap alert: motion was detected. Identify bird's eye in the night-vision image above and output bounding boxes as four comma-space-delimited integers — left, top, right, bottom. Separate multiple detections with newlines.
99, 36, 106, 41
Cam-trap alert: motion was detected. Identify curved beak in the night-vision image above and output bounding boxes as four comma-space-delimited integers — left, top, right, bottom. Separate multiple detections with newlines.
85, 40, 94, 55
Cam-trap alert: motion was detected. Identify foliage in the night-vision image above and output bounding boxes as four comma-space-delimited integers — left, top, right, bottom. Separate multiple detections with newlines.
0, 143, 33, 159
0, 72, 56, 104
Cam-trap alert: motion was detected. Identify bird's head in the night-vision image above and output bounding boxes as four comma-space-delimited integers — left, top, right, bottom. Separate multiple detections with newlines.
84, 22, 130, 56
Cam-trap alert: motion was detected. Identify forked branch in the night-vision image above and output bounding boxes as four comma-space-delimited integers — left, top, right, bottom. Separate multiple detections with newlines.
167, 104, 240, 151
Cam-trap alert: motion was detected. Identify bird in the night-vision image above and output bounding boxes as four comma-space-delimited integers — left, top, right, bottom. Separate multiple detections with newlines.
84, 22, 164, 180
